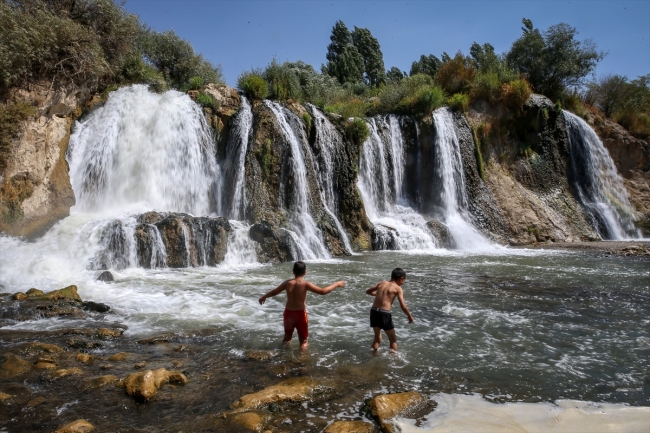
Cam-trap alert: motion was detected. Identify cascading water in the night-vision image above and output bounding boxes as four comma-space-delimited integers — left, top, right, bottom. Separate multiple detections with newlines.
221, 96, 253, 220
431, 108, 493, 250
564, 111, 639, 239
307, 105, 353, 254
265, 101, 330, 260
357, 116, 437, 251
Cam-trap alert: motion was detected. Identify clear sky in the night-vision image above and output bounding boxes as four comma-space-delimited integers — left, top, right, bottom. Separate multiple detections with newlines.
124, 0, 650, 87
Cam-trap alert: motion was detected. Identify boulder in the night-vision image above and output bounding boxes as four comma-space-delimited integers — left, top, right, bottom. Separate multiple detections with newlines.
75, 353, 94, 364
80, 375, 118, 391
223, 411, 271, 432
426, 220, 455, 248
248, 221, 293, 263
108, 352, 130, 362
97, 328, 122, 339
48, 367, 83, 379
0, 355, 30, 378
96, 271, 114, 282
367, 392, 426, 433
54, 419, 95, 433
324, 421, 375, 433
123, 368, 188, 402
17, 342, 64, 356
28, 285, 82, 302
34, 356, 57, 369
0, 392, 13, 402
230, 377, 330, 412
81, 301, 110, 313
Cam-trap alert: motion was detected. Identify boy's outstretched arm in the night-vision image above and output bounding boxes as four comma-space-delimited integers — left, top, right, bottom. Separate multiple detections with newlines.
366, 284, 379, 296
307, 281, 346, 295
259, 282, 287, 304
397, 288, 414, 323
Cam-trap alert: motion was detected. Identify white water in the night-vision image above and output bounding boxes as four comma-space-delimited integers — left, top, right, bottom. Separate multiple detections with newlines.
68, 85, 220, 216
307, 105, 354, 254
564, 111, 639, 240
222, 220, 258, 267
357, 116, 437, 251
265, 101, 331, 260
396, 393, 650, 433
431, 108, 493, 250
222, 96, 253, 220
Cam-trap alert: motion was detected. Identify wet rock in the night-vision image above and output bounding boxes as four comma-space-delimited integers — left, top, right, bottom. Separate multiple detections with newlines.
248, 221, 293, 263
34, 356, 57, 369
223, 411, 271, 432
426, 220, 455, 248
13, 292, 28, 300
244, 350, 279, 361
0, 354, 31, 378
230, 377, 330, 412
123, 368, 188, 402
0, 392, 13, 401
81, 301, 110, 313
108, 352, 130, 362
29, 285, 82, 302
97, 328, 122, 339
136, 333, 175, 344
324, 421, 375, 433
75, 353, 94, 364
54, 419, 95, 433
17, 342, 64, 356
67, 338, 102, 349
48, 367, 83, 379
80, 375, 119, 391
135, 361, 146, 369
96, 271, 114, 282
367, 391, 426, 433
26, 396, 47, 407
172, 360, 184, 368
27, 288, 44, 297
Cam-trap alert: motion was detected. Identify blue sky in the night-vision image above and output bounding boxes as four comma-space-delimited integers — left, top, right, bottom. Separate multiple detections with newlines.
125, 0, 650, 87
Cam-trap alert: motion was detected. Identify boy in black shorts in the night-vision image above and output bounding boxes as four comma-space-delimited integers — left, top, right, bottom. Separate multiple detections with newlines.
366, 268, 414, 352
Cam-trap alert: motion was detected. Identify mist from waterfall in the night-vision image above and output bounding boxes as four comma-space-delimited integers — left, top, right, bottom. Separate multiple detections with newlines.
431, 108, 493, 250
564, 111, 639, 240
265, 101, 331, 260
357, 116, 437, 251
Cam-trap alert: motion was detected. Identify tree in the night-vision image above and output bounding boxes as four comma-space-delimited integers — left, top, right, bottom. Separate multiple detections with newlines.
323, 20, 365, 85
386, 66, 406, 84
586, 75, 630, 117
506, 18, 605, 100
409, 54, 442, 78
469, 42, 498, 72
351, 26, 386, 87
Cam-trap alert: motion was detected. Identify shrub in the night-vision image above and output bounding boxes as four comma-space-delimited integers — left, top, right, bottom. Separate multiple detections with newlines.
501, 78, 532, 111
471, 72, 502, 103
196, 93, 219, 111
302, 112, 312, 135
448, 93, 470, 112
0, 177, 33, 224
346, 118, 370, 147
0, 101, 37, 172
616, 113, 650, 137
263, 59, 302, 101
188, 76, 204, 90
238, 71, 268, 100
325, 98, 367, 118
434, 52, 476, 95
117, 55, 167, 91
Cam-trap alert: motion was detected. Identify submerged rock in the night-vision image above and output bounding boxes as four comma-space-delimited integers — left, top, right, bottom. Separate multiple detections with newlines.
230, 377, 331, 412
33, 356, 57, 369
324, 421, 375, 433
96, 271, 114, 282
0, 354, 31, 378
75, 353, 94, 365
0, 392, 13, 402
17, 342, 64, 356
367, 391, 426, 433
48, 367, 83, 379
222, 411, 271, 432
80, 375, 118, 391
244, 350, 279, 362
108, 352, 130, 362
123, 368, 188, 402
81, 301, 110, 313
54, 419, 95, 433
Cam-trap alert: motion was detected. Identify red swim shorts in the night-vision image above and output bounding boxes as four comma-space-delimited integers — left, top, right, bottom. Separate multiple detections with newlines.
283, 309, 308, 340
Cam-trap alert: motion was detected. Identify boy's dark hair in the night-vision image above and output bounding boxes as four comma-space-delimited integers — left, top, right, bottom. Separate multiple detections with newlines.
391, 268, 406, 281
293, 261, 306, 276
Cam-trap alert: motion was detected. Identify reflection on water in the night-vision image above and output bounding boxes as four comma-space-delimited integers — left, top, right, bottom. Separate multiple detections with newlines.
1, 249, 649, 406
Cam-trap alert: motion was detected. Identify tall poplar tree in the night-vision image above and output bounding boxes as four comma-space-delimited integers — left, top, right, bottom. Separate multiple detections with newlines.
323, 20, 364, 85
351, 26, 386, 87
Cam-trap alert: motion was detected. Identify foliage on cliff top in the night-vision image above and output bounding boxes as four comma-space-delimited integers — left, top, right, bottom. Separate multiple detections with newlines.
0, 101, 36, 172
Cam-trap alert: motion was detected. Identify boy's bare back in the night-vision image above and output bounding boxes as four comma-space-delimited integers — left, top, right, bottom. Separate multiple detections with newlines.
370, 280, 407, 312
279, 278, 325, 310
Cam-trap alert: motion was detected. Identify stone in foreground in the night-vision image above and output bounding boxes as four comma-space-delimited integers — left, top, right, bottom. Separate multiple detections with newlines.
324, 420, 376, 433
367, 391, 426, 433
54, 419, 95, 433
223, 411, 271, 432
123, 368, 188, 401
230, 377, 330, 411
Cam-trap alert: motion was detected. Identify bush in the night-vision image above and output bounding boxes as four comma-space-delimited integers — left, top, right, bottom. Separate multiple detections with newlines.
448, 93, 470, 112
302, 112, 312, 134
616, 113, 650, 137
196, 93, 219, 111
117, 55, 167, 90
263, 59, 302, 100
325, 98, 368, 118
188, 76, 204, 90
238, 71, 268, 100
471, 72, 502, 103
346, 118, 370, 147
0, 102, 36, 171
501, 78, 531, 111
434, 52, 476, 95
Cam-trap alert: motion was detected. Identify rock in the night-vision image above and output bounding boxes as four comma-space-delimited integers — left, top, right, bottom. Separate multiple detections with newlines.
324, 421, 375, 433
426, 220, 455, 248
135, 361, 146, 369
244, 350, 278, 361
123, 368, 188, 402
26, 285, 82, 302
248, 222, 293, 263
17, 342, 64, 356
26, 396, 47, 407
34, 356, 57, 369
48, 367, 83, 379
54, 419, 95, 433
67, 338, 101, 349
81, 301, 110, 313
13, 292, 28, 300
230, 377, 330, 412
26, 288, 44, 297
0, 392, 13, 402
80, 375, 118, 391
97, 328, 122, 339
172, 361, 184, 368
75, 353, 94, 364
96, 271, 114, 282
108, 352, 130, 362
367, 392, 426, 433
223, 411, 271, 432
0, 354, 31, 377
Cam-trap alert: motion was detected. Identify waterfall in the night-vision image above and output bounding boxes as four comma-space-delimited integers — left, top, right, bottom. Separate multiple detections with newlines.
431, 108, 492, 250
222, 221, 258, 266
67, 85, 220, 216
307, 105, 354, 254
222, 96, 253, 220
564, 111, 639, 239
265, 101, 331, 260
357, 116, 437, 251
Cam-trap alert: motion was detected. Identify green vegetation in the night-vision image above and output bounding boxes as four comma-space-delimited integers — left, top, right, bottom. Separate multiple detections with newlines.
238, 71, 269, 100
189, 77, 204, 91
302, 112, 312, 136
346, 118, 370, 147
0, 102, 36, 172
196, 93, 219, 111
448, 93, 470, 112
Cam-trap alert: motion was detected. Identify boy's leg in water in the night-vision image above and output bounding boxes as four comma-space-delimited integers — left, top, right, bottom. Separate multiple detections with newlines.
299, 337, 309, 350
371, 327, 382, 351
385, 328, 398, 351
283, 331, 293, 345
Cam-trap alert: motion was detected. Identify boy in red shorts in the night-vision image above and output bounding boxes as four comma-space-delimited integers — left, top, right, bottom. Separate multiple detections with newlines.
259, 261, 345, 349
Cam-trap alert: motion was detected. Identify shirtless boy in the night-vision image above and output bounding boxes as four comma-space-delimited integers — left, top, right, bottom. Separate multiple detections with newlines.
259, 261, 345, 349
366, 268, 414, 352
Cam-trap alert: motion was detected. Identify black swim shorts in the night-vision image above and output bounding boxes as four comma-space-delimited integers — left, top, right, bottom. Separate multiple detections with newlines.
370, 307, 394, 331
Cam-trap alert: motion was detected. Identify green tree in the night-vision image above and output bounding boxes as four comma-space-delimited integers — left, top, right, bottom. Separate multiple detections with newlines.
323, 20, 365, 85
506, 18, 605, 100
410, 54, 442, 78
386, 66, 406, 84
351, 26, 386, 87
586, 75, 629, 117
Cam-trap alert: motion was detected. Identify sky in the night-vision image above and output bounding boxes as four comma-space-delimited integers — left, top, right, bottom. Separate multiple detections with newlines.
124, 0, 650, 87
